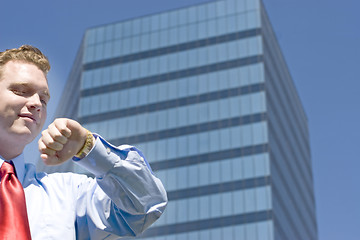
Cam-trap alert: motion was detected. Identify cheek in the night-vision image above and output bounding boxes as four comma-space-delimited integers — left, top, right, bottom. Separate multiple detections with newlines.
39, 108, 47, 125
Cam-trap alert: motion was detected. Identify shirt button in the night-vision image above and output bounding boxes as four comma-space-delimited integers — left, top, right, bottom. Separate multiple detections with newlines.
106, 148, 111, 154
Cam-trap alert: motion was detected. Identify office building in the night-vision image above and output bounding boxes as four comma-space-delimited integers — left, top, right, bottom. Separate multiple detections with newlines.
38, 0, 318, 239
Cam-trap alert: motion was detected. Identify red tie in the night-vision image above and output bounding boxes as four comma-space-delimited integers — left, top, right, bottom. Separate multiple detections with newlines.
0, 161, 31, 239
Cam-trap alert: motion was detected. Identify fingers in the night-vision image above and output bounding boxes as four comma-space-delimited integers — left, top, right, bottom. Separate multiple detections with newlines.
38, 119, 72, 157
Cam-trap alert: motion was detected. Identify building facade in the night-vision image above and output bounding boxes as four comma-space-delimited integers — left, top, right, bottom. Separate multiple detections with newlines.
38, 0, 318, 239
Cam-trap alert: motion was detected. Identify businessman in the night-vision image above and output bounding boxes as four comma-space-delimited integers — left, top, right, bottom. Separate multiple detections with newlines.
0, 45, 167, 239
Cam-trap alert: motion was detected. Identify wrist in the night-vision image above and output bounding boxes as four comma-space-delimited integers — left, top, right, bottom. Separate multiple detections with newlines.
74, 129, 94, 160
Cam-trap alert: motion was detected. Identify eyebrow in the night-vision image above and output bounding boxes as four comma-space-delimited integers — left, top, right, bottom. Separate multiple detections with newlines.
10, 82, 51, 99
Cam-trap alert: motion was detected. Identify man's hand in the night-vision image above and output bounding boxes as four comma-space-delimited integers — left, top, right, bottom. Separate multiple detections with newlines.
38, 118, 92, 165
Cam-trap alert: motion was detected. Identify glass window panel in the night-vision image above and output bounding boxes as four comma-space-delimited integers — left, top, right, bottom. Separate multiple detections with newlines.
188, 6, 197, 23
197, 5, 207, 22
131, 36, 140, 53
226, 0, 237, 15
158, 30, 168, 48
197, 102, 208, 123
232, 157, 243, 181
230, 96, 241, 118
169, 27, 179, 46
178, 105, 188, 127
137, 114, 146, 135
220, 128, 230, 150
85, 29, 96, 46
112, 39, 122, 58
111, 65, 120, 84
221, 159, 232, 182
132, 18, 141, 36
84, 45, 95, 63
246, 10, 260, 28
246, 223, 257, 240
140, 33, 150, 51
216, 17, 227, 35
177, 8, 187, 25
236, 0, 246, 13
177, 135, 188, 158
138, 85, 148, 106
210, 194, 221, 218
94, 44, 104, 61
210, 161, 220, 184
217, 42, 228, 62
121, 38, 131, 55
188, 163, 198, 188
188, 134, 198, 156
127, 87, 138, 108
167, 138, 177, 159
210, 228, 221, 240
159, 12, 168, 30
197, 21, 207, 39
256, 186, 269, 211
95, 27, 105, 43
222, 192, 232, 216
199, 196, 210, 219
207, 3, 216, 19
240, 93, 251, 115
244, 189, 256, 212
166, 201, 176, 223
243, 155, 254, 178
104, 25, 113, 41
253, 122, 267, 144
234, 225, 246, 240
188, 48, 197, 68
216, 1, 226, 17
199, 162, 209, 186
248, 36, 261, 55
254, 154, 266, 176
150, 14, 160, 31
222, 226, 234, 240
187, 76, 198, 96
114, 23, 122, 39
187, 104, 197, 126
177, 167, 188, 190
207, 72, 218, 92
247, 0, 260, 10
257, 221, 273, 240
126, 116, 136, 136
167, 53, 177, 72
116, 118, 127, 138
140, 17, 151, 33
169, 10, 178, 28
177, 50, 188, 70
198, 132, 209, 154
200, 229, 210, 240
209, 100, 219, 121
157, 110, 167, 131
219, 98, 230, 119
188, 232, 199, 240
165, 168, 175, 190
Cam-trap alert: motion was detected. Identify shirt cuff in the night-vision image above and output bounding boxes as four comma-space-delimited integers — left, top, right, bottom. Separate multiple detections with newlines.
72, 134, 119, 177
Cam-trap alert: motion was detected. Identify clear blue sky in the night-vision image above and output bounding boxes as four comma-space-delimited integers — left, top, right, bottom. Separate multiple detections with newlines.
1, 0, 359, 239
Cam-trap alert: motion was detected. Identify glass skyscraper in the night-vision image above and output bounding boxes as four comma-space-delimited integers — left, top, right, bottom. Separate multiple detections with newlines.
38, 0, 318, 239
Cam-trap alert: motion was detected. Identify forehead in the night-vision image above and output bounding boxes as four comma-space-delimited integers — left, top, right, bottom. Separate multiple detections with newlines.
1, 61, 48, 85
0, 61, 50, 98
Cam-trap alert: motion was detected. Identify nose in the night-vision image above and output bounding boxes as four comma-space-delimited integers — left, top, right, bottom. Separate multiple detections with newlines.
27, 94, 42, 111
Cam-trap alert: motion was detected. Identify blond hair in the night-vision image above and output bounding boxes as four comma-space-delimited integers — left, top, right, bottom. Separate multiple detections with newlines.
0, 45, 50, 79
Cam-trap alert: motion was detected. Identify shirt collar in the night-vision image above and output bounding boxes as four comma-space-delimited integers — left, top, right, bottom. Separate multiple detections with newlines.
0, 153, 25, 184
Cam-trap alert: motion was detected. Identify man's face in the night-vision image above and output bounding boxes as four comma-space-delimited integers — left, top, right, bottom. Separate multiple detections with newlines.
0, 61, 50, 146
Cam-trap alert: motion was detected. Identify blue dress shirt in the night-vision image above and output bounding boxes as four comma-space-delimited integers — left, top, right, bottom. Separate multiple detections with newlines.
0, 134, 167, 240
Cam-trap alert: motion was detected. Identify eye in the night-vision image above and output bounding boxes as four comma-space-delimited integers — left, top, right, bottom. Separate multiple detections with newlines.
41, 99, 48, 106
11, 89, 25, 95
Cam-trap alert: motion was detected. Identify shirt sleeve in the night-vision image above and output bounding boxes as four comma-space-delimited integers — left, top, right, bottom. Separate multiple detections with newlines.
72, 134, 167, 239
